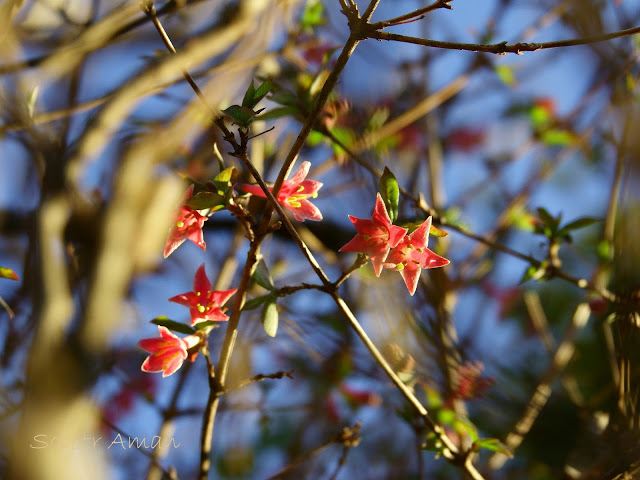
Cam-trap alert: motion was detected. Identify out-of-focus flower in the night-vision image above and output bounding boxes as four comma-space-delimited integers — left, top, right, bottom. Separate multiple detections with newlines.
449, 361, 495, 403
169, 264, 237, 325
383, 217, 449, 295
138, 326, 200, 377
340, 193, 407, 276
164, 185, 208, 258
242, 161, 323, 221
446, 127, 485, 152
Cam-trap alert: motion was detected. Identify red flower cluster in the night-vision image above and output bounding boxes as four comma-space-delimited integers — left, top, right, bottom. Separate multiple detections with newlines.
341, 194, 449, 295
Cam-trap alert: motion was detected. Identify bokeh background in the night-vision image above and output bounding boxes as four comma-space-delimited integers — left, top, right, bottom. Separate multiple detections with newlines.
1, 0, 640, 478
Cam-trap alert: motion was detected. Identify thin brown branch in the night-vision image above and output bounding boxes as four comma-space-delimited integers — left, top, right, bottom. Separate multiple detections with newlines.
368, 25, 640, 54
226, 369, 294, 393
370, 0, 452, 29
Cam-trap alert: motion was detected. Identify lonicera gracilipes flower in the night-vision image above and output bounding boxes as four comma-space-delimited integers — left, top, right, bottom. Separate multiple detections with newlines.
164, 184, 208, 258
339, 193, 407, 276
241, 161, 323, 222
168, 264, 237, 326
383, 217, 449, 295
138, 326, 200, 377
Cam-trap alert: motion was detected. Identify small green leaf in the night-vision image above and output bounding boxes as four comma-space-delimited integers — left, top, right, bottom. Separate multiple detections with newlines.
252, 79, 272, 106
423, 385, 443, 409
269, 89, 300, 107
223, 105, 257, 127
495, 64, 516, 87
557, 217, 600, 237
151, 317, 196, 335
536, 207, 559, 235
540, 129, 574, 146
185, 191, 226, 210
261, 300, 279, 337
194, 320, 221, 331
256, 106, 301, 121
0, 267, 19, 281
519, 262, 548, 284
597, 239, 613, 261
437, 408, 456, 426
379, 166, 399, 224
529, 104, 552, 129
243, 294, 273, 311
213, 166, 237, 194
242, 80, 256, 108
301, 0, 325, 30
253, 258, 275, 291
455, 417, 479, 442
474, 438, 513, 457
428, 223, 448, 238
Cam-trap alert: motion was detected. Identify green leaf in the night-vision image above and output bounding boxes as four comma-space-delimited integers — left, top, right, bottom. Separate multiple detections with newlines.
269, 89, 300, 107
455, 417, 479, 442
194, 320, 221, 331
213, 166, 237, 194
540, 129, 574, 146
261, 300, 279, 337
536, 207, 559, 235
252, 79, 272, 106
519, 262, 548, 284
557, 217, 600, 237
379, 166, 400, 224
242, 80, 256, 108
0, 267, 19, 281
151, 317, 196, 335
428, 223, 448, 238
256, 106, 301, 121
253, 258, 275, 291
437, 408, 456, 426
222, 105, 256, 127
597, 239, 613, 261
474, 438, 513, 457
243, 294, 273, 311
529, 104, 552, 129
301, 0, 325, 30
495, 64, 516, 87
185, 191, 226, 210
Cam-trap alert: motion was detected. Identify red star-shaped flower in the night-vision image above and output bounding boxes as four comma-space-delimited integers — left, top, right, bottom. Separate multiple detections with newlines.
169, 264, 237, 325
242, 161, 323, 222
383, 217, 449, 295
340, 193, 407, 276
164, 185, 209, 258
138, 326, 200, 377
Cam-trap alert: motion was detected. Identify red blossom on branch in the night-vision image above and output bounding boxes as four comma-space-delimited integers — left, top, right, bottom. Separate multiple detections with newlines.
242, 161, 323, 221
169, 264, 237, 325
164, 184, 209, 258
340, 193, 407, 276
138, 326, 200, 377
383, 217, 449, 295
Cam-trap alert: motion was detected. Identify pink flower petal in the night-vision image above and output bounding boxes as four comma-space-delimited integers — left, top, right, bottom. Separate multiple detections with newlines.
193, 264, 212, 293
241, 184, 269, 198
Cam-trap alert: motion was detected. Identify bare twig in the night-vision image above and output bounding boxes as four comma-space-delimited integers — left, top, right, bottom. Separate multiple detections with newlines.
370, 0, 452, 29
368, 25, 640, 55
